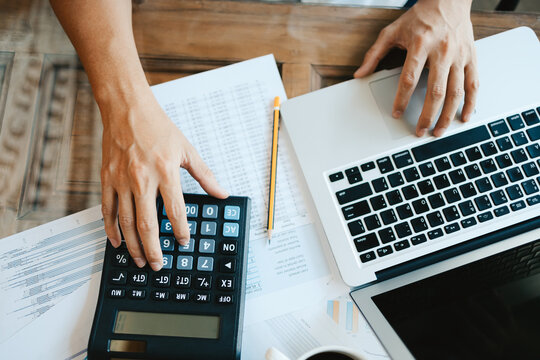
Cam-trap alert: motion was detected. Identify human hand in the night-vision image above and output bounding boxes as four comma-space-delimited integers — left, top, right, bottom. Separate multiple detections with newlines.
354, 0, 478, 137
99, 88, 228, 271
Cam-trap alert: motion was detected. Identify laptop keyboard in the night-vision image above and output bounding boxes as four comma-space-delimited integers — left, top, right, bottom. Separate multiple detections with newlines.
327, 106, 540, 265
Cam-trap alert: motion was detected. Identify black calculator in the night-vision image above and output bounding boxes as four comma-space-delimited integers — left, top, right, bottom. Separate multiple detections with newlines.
88, 194, 251, 360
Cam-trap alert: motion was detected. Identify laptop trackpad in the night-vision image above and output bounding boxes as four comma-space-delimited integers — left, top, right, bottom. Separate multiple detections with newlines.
369, 70, 464, 139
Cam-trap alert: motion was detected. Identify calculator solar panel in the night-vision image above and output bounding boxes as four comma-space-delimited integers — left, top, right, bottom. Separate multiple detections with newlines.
88, 194, 251, 360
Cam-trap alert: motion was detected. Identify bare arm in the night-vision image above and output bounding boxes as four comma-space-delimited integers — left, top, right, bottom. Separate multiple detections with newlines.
355, 0, 478, 138
50, 0, 228, 271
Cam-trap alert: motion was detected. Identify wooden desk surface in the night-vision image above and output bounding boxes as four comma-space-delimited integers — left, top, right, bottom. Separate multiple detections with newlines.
0, 0, 538, 236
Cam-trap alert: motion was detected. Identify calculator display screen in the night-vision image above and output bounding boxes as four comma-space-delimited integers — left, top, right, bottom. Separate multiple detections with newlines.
114, 311, 220, 339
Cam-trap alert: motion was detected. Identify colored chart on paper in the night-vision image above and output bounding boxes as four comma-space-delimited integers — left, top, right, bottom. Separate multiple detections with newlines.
326, 297, 360, 333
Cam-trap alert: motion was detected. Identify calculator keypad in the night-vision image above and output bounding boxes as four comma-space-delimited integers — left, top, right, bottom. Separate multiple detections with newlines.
107, 195, 246, 306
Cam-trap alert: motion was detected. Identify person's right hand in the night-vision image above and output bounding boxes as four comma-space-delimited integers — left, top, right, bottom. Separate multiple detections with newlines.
99, 88, 228, 271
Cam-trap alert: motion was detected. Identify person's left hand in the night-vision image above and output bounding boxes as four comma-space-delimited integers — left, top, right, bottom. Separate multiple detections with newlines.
354, 0, 478, 138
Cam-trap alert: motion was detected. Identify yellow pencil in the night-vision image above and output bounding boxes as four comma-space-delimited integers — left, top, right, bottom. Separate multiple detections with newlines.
267, 96, 280, 243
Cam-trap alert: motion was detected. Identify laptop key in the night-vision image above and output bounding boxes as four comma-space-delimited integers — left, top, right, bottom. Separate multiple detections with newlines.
443, 188, 461, 204
475, 177, 493, 193
527, 194, 540, 206
496, 136, 513, 151
526, 143, 540, 158
402, 185, 419, 200
380, 209, 398, 225
527, 125, 540, 141
443, 205, 460, 221
477, 211, 494, 222
354, 233, 379, 252
444, 222, 460, 234
347, 220, 365, 236
342, 200, 370, 220
494, 206, 510, 217
491, 172, 509, 188
388, 172, 404, 187
386, 190, 403, 205
459, 183, 477, 198
336, 183, 373, 205
465, 146, 482, 161
475, 195, 492, 211
450, 152, 467, 166
394, 240, 410, 251
396, 204, 414, 220
490, 190, 508, 205
488, 119, 510, 137
428, 228, 444, 240
434, 157, 451, 171
377, 157, 394, 174
347, 174, 362, 184
329, 172, 344, 182
522, 109, 540, 126
361, 161, 376, 172
370, 195, 387, 211
495, 154, 513, 169
507, 167, 524, 182
392, 150, 414, 169
433, 174, 451, 189
410, 234, 427, 245
359, 251, 376, 263
394, 222, 412, 238
461, 217, 477, 228
506, 184, 523, 200
511, 132, 528, 146
480, 159, 497, 174
377, 246, 393, 257
511, 149, 528, 164
403, 167, 421, 182
507, 114, 525, 130
427, 211, 444, 227
364, 214, 381, 231
522, 162, 539, 177
372, 178, 389, 193
345, 166, 360, 176
419, 162, 436, 177
412, 199, 429, 214
449, 169, 466, 184
410, 216, 428, 233
480, 141, 498, 156
378, 228, 396, 244
418, 179, 435, 195
458, 200, 476, 216
428, 193, 445, 209
522, 179, 538, 195
464, 164, 482, 179
510, 200, 526, 211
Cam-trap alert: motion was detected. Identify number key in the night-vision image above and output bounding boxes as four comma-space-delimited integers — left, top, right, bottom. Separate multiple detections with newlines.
159, 236, 175, 251
162, 254, 173, 269
197, 256, 214, 271
160, 220, 173, 234
177, 256, 193, 270
202, 205, 218, 219
201, 221, 217, 236
199, 239, 216, 253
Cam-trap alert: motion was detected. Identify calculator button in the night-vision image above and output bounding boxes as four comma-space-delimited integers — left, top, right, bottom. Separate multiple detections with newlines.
201, 222, 217, 236
160, 220, 173, 234
220, 259, 236, 273
112, 252, 129, 267
177, 256, 193, 270
174, 291, 190, 302
217, 276, 235, 291
185, 204, 199, 218
152, 290, 170, 301
223, 222, 239, 237
159, 237, 175, 251
194, 275, 212, 290
129, 289, 146, 299
220, 241, 237, 255
224, 206, 241, 220
110, 270, 127, 285
194, 293, 211, 303
162, 254, 173, 269
197, 257, 214, 271
178, 239, 195, 253
174, 274, 191, 288
153, 273, 171, 288
188, 221, 197, 235
199, 239, 215, 253
202, 205, 219, 218
108, 289, 125, 298
130, 272, 148, 286
216, 295, 234, 304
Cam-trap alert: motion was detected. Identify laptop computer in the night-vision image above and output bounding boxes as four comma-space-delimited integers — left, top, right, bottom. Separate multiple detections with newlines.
281, 27, 540, 358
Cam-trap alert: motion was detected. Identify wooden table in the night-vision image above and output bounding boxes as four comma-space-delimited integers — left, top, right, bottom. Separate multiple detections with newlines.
0, 0, 538, 237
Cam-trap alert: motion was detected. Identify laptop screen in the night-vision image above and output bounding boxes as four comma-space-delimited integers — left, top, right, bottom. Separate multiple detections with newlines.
372, 238, 540, 360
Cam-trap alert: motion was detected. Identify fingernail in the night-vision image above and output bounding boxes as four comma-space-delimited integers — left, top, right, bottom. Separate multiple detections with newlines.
151, 261, 163, 271
178, 237, 190, 246
417, 128, 427, 137
393, 110, 402, 118
434, 128, 446, 137
462, 114, 470, 122
133, 257, 146, 268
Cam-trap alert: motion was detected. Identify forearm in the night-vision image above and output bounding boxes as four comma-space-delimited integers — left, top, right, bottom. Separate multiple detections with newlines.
49, 0, 149, 116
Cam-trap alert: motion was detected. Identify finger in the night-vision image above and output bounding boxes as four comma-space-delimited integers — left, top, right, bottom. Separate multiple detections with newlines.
184, 147, 228, 199
392, 45, 427, 119
133, 192, 163, 271
160, 169, 190, 246
462, 62, 479, 123
101, 186, 122, 248
118, 191, 146, 268
354, 27, 394, 78
433, 65, 465, 137
416, 61, 451, 137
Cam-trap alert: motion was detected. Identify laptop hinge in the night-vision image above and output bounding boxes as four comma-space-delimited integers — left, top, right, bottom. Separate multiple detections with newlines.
374, 216, 540, 282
